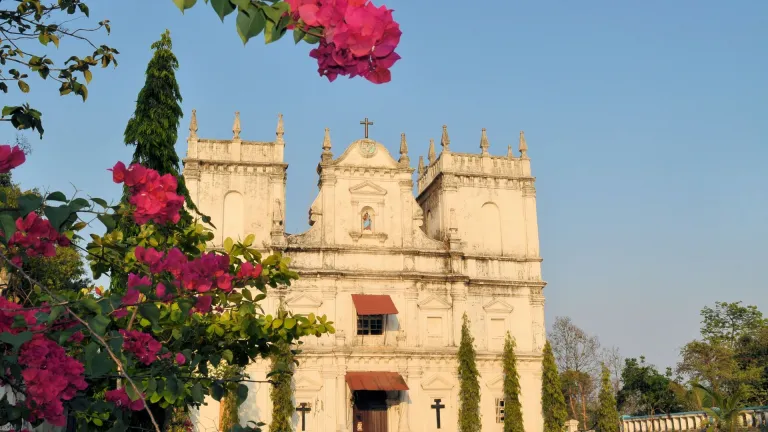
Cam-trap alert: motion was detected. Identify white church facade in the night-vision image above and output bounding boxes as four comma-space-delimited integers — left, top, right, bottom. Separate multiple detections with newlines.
184, 111, 547, 432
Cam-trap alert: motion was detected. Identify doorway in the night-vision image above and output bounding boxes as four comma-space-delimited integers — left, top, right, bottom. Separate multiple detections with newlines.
352, 390, 388, 432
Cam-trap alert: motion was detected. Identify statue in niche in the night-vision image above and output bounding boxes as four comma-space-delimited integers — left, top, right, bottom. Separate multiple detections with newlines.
362, 211, 373, 232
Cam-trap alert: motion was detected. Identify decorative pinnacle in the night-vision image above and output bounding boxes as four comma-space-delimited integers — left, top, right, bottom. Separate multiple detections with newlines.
322, 128, 332, 151
418, 155, 425, 175
507, 143, 514, 159
189, 109, 198, 139
232, 111, 241, 139
480, 128, 489, 154
321, 127, 333, 161
276, 113, 284, 139
440, 125, 450, 151
428, 138, 436, 165
519, 130, 528, 157
399, 133, 410, 165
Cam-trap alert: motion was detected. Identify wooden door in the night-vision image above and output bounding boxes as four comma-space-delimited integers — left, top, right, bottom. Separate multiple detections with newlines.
353, 391, 388, 432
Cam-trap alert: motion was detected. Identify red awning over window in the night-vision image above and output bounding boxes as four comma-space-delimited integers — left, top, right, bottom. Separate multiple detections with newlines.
351, 294, 398, 315
345, 372, 409, 391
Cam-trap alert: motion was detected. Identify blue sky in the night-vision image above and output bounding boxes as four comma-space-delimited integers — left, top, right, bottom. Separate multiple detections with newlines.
4, 0, 766, 369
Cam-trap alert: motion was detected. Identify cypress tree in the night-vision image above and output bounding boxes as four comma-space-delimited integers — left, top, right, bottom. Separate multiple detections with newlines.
269, 307, 296, 432
503, 333, 524, 432
542, 341, 568, 432
596, 364, 620, 432
458, 312, 481, 432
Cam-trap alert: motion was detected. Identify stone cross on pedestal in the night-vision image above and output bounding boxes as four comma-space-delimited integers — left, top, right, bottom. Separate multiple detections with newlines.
296, 403, 311, 431
431, 398, 445, 429
360, 117, 374, 138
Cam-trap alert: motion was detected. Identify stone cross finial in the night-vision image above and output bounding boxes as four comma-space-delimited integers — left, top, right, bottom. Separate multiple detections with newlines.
519, 130, 528, 158
276, 113, 284, 142
427, 139, 436, 165
232, 111, 241, 140
399, 133, 410, 166
189, 109, 198, 139
418, 156, 425, 175
480, 128, 490, 154
321, 127, 333, 161
440, 125, 450, 152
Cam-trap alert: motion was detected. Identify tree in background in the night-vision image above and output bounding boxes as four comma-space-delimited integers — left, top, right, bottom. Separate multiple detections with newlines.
596, 365, 620, 432
502, 333, 524, 432
0, 1, 118, 136
542, 341, 569, 432
694, 383, 747, 432
122, 29, 198, 214
677, 302, 767, 403
617, 357, 682, 416
550, 317, 601, 428
458, 313, 481, 432
269, 306, 297, 432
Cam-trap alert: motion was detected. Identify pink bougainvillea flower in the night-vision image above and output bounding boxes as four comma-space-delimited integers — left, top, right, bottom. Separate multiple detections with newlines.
122, 288, 140, 306
237, 262, 263, 280
110, 162, 184, 225
120, 330, 162, 365
0, 144, 26, 173
19, 335, 87, 425
112, 307, 129, 319
8, 213, 70, 261
106, 388, 145, 411
194, 295, 213, 314
175, 352, 187, 365
67, 331, 84, 344
135, 246, 165, 273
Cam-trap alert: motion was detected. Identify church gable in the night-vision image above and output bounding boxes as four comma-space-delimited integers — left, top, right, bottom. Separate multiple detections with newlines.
485, 374, 504, 390
286, 293, 323, 310
482, 298, 514, 313
418, 295, 452, 310
349, 181, 388, 196
331, 139, 401, 169
421, 374, 455, 391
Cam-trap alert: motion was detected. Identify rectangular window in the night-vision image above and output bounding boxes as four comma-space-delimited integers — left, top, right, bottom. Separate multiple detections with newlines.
427, 316, 443, 346
495, 398, 505, 424
357, 315, 384, 335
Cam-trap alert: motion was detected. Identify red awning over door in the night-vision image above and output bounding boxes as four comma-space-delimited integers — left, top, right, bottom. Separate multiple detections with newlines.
345, 372, 409, 391
351, 294, 398, 315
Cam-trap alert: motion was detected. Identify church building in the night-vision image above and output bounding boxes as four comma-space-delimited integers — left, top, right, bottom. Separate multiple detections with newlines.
184, 111, 547, 432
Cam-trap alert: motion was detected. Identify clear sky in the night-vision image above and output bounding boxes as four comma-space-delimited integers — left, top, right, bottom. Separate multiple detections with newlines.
4, 0, 766, 370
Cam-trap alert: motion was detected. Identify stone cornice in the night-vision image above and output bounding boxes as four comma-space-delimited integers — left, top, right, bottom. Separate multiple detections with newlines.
183, 157, 288, 169
294, 347, 544, 362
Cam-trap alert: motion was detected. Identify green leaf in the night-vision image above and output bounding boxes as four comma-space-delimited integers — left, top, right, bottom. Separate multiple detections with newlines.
237, 383, 249, 404
88, 315, 110, 336
224, 237, 234, 253
138, 303, 160, 325
293, 27, 307, 44
91, 197, 109, 208
17, 81, 29, 93
243, 233, 255, 247
284, 317, 296, 329
236, 6, 266, 45
272, 318, 283, 329
46, 191, 67, 202
173, 0, 198, 12
82, 297, 101, 313
86, 352, 113, 378
69, 197, 90, 211
17, 194, 43, 216
191, 382, 205, 403
97, 214, 116, 231
211, 382, 224, 401
48, 305, 66, 324
0, 331, 32, 349
0, 213, 17, 242
222, 349, 234, 363
44, 204, 73, 231
210, 0, 236, 20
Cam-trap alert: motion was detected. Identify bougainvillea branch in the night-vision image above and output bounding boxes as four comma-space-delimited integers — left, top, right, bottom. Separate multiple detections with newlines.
174, 0, 402, 83
0, 145, 334, 431
0, 251, 162, 432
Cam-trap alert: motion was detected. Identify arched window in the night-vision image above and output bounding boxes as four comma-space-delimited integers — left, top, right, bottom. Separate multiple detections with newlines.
222, 191, 244, 245
481, 202, 502, 254
361, 207, 375, 233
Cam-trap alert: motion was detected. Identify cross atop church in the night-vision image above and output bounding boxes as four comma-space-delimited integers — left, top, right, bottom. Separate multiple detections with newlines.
360, 117, 374, 138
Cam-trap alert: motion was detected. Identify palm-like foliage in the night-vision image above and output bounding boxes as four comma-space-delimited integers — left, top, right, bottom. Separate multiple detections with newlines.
692, 383, 747, 432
